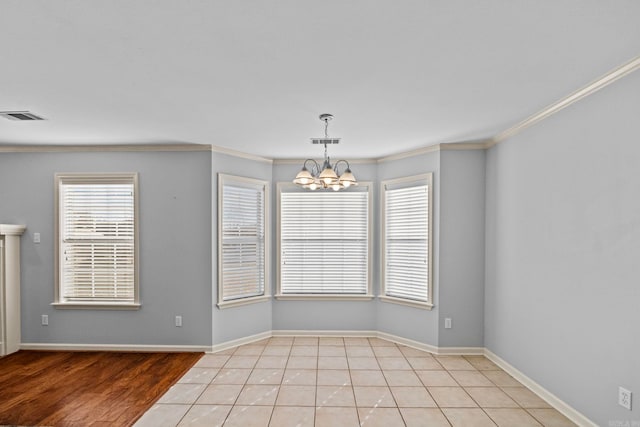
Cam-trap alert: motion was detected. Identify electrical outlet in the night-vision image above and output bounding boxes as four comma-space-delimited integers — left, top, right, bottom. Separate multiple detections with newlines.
444, 318, 452, 329
619, 387, 632, 410
175, 315, 182, 327
33, 232, 41, 244
41, 314, 48, 326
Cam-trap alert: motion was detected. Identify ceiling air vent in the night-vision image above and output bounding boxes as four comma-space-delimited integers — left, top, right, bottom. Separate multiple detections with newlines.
311, 138, 340, 145
0, 111, 45, 121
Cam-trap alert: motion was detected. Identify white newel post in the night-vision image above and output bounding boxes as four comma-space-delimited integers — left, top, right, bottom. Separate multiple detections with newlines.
0, 224, 26, 357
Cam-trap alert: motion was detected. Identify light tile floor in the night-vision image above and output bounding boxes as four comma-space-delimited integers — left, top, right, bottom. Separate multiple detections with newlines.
134, 337, 577, 427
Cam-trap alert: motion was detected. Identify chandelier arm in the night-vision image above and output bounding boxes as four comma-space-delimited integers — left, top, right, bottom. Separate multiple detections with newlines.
303, 158, 321, 176
333, 159, 350, 175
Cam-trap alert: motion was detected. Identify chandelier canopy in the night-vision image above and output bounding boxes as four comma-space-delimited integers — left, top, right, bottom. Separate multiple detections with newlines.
293, 114, 357, 191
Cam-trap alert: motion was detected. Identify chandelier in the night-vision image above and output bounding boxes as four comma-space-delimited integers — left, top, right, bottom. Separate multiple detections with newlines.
293, 114, 357, 191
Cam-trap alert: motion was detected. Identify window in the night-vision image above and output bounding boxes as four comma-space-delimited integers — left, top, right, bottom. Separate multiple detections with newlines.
277, 184, 372, 299
218, 174, 269, 308
381, 173, 433, 309
55, 173, 139, 308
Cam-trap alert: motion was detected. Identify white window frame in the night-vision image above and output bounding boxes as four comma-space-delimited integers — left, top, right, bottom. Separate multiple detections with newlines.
217, 174, 270, 309
54, 173, 140, 309
276, 182, 373, 301
380, 173, 433, 309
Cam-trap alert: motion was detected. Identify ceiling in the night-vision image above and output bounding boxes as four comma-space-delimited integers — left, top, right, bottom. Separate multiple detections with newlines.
0, 1, 639, 159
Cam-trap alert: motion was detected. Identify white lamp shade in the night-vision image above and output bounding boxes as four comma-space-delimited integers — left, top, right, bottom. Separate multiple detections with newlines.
293, 168, 314, 185
319, 166, 338, 185
338, 169, 356, 187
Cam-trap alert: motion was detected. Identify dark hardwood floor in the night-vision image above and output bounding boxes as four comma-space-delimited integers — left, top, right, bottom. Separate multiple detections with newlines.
0, 350, 203, 427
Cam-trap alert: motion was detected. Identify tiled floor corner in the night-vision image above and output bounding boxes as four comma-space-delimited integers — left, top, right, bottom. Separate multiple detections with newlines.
134, 336, 577, 427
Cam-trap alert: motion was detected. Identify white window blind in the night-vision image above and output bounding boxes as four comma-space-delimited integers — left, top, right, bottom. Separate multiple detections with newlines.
57, 174, 137, 304
280, 191, 369, 295
383, 180, 430, 303
219, 176, 266, 303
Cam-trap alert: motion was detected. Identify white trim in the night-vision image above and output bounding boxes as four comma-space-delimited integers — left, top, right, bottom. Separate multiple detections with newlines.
378, 295, 434, 310
491, 54, 640, 146
20, 343, 209, 352
216, 295, 271, 309
275, 140, 487, 166
376, 331, 439, 354
51, 302, 141, 310
375, 141, 487, 163
0, 224, 26, 236
376, 144, 441, 163
273, 158, 376, 165
436, 346, 485, 355
0, 144, 210, 153
209, 331, 272, 353
274, 294, 374, 301
439, 141, 492, 151
484, 348, 597, 427
211, 144, 273, 164
272, 330, 378, 337
376, 331, 484, 355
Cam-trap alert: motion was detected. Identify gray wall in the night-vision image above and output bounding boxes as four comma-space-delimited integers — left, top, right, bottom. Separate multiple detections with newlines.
484, 70, 640, 425
0, 150, 212, 346
211, 152, 273, 344
438, 149, 485, 347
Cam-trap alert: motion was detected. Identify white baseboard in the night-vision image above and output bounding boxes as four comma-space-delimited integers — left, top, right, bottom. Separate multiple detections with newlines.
375, 331, 484, 356
272, 330, 378, 338
376, 331, 439, 354
484, 349, 596, 427
20, 342, 210, 352
436, 346, 485, 355
209, 331, 271, 353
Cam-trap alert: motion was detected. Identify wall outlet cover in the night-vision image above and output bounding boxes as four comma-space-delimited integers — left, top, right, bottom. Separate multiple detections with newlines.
619, 387, 632, 410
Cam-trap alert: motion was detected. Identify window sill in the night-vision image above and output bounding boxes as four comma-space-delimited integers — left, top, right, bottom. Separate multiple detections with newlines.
378, 295, 433, 310
217, 295, 271, 309
52, 302, 141, 310
275, 294, 375, 301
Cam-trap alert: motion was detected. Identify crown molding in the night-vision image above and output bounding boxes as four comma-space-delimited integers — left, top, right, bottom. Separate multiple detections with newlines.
375, 144, 441, 163
210, 144, 273, 163
439, 141, 492, 151
375, 140, 488, 163
273, 158, 376, 165
0, 143, 210, 153
490, 55, 640, 147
